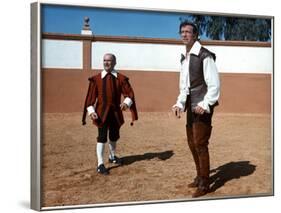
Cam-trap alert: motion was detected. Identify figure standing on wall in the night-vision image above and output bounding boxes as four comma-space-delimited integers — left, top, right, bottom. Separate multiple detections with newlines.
172, 21, 220, 197
82, 53, 138, 175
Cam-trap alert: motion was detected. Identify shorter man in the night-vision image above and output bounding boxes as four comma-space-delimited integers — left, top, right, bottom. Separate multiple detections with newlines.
82, 53, 138, 175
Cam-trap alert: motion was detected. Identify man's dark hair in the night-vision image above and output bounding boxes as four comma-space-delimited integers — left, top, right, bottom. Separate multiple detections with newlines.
105, 53, 116, 64
179, 21, 199, 38
110, 54, 116, 64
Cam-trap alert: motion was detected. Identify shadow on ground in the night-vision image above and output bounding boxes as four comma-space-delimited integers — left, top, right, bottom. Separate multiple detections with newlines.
108, 150, 174, 170
209, 161, 256, 192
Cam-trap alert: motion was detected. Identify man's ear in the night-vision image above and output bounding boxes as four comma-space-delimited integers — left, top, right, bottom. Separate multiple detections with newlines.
193, 33, 197, 40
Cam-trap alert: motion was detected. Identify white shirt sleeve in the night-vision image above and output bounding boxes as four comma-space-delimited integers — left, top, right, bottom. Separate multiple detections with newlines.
123, 97, 133, 108
173, 70, 188, 111
197, 57, 220, 113
87, 106, 95, 115
174, 90, 187, 111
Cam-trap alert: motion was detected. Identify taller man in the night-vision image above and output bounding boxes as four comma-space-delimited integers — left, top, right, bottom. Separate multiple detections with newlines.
172, 21, 220, 197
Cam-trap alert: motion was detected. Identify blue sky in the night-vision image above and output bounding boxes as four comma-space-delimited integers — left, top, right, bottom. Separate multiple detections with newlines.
42, 4, 193, 39
42, 4, 271, 41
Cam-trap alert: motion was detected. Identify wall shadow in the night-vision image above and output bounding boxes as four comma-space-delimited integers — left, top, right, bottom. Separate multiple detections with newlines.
209, 161, 256, 192
19, 200, 30, 209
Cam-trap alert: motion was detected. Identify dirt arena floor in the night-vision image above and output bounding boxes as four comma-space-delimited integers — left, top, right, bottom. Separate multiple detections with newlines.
41, 112, 272, 207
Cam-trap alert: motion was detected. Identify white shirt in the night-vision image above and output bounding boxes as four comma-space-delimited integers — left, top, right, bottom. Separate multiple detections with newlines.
174, 41, 220, 113
87, 69, 133, 115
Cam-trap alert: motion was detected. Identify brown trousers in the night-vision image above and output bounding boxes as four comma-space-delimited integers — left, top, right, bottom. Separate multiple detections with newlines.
186, 96, 213, 190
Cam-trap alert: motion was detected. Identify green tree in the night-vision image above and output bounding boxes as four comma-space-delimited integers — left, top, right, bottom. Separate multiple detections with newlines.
206, 16, 225, 40
180, 15, 271, 41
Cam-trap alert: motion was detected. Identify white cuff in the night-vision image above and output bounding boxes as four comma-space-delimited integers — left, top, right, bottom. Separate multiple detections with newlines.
123, 97, 133, 108
197, 101, 210, 113
87, 106, 95, 115
172, 103, 184, 111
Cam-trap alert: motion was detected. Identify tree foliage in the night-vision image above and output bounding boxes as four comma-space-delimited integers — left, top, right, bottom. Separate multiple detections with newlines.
179, 15, 271, 41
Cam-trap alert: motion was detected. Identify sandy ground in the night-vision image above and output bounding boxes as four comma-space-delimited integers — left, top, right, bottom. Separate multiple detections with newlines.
41, 112, 272, 207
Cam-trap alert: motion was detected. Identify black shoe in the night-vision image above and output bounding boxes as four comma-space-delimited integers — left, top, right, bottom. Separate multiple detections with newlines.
108, 156, 123, 165
97, 164, 109, 175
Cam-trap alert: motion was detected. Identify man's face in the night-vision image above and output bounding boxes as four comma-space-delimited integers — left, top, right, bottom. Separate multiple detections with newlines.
180, 25, 197, 47
103, 54, 116, 72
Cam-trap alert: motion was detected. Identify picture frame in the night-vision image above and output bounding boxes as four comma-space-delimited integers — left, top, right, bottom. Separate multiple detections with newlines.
31, 1, 274, 211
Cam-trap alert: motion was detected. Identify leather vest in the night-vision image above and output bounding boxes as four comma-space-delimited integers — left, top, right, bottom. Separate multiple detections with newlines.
188, 47, 218, 109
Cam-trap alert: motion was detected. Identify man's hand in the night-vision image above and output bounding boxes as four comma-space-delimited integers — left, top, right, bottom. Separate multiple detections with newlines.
172, 106, 182, 118
193, 106, 205, 115
120, 103, 129, 111
90, 112, 98, 120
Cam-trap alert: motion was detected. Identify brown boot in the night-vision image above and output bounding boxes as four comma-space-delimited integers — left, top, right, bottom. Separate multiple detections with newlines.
192, 122, 212, 197
192, 152, 210, 197
186, 126, 200, 188
188, 176, 200, 188
192, 177, 209, 198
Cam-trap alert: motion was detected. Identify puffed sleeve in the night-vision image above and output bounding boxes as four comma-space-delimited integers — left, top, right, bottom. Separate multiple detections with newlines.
121, 77, 138, 125
82, 77, 97, 125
